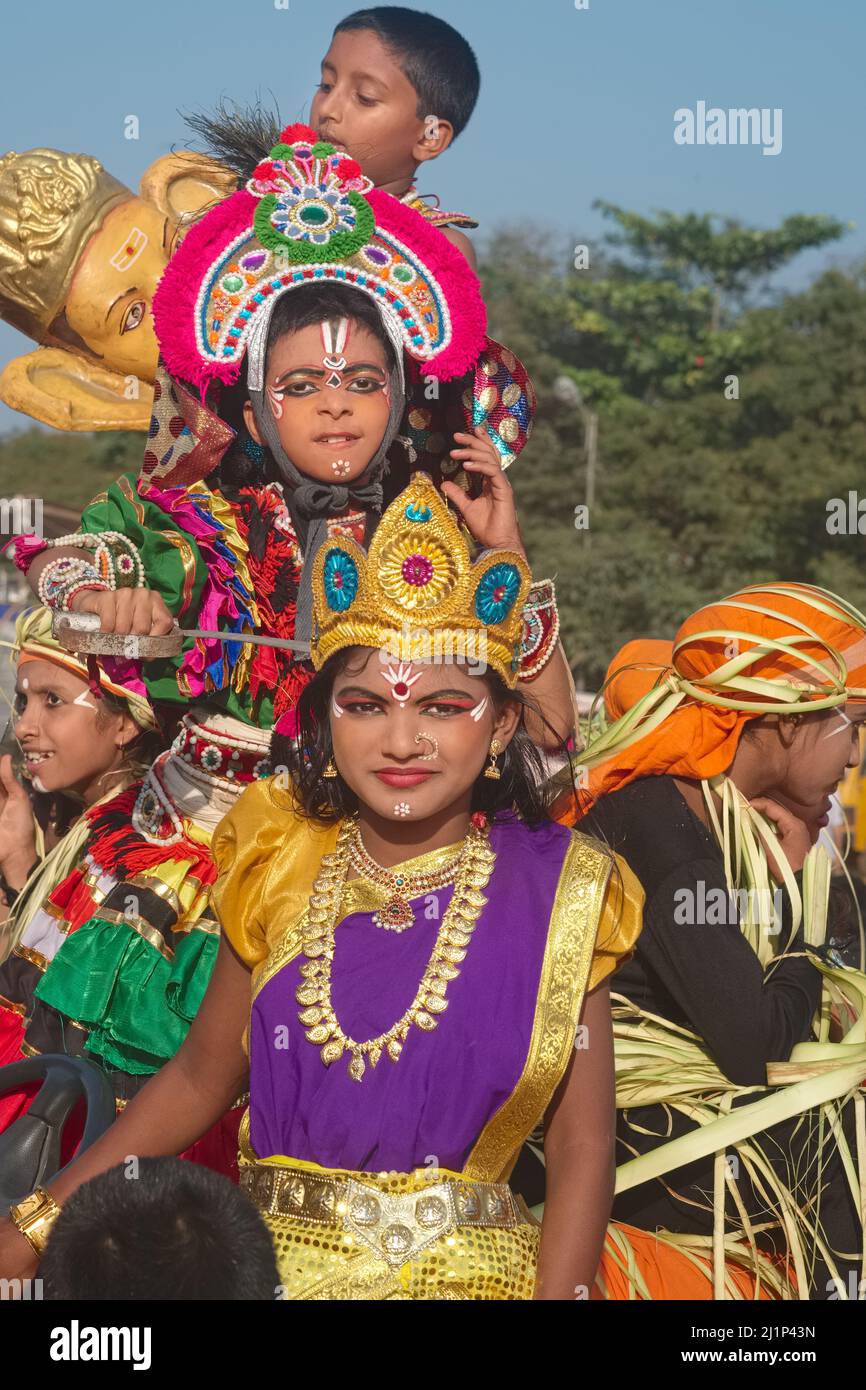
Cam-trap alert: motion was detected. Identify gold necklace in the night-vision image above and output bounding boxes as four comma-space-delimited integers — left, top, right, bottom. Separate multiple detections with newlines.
346, 823, 463, 931
296, 818, 495, 1081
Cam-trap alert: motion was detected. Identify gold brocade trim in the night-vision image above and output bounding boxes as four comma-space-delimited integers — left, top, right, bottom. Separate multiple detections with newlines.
161, 531, 198, 617
174, 916, 220, 938
462, 832, 612, 1183
251, 837, 465, 1005
94, 907, 174, 962
43, 864, 109, 930
117, 474, 146, 524
15, 944, 49, 973
0, 992, 26, 1017
124, 872, 183, 918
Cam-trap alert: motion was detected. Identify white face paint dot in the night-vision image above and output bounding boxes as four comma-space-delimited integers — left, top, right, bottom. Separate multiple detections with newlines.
331, 459, 352, 478
394, 802, 411, 817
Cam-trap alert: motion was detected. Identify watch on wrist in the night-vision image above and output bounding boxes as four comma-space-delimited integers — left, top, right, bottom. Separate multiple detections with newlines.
8, 1187, 62, 1256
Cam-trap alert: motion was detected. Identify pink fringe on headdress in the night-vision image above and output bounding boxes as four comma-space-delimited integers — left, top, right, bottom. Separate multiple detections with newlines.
153, 183, 487, 394
152, 188, 259, 396
367, 189, 487, 381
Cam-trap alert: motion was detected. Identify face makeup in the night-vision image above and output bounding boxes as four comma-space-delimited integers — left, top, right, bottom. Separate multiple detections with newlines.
331, 695, 346, 719
469, 696, 489, 722
320, 317, 351, 388
266, 383, 286, 420
394, 802, 411, 817
381, 660, 423, 707
331, 459, 352, 478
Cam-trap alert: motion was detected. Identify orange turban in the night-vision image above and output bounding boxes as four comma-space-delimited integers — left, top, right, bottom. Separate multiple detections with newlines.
564, 583, 866, 822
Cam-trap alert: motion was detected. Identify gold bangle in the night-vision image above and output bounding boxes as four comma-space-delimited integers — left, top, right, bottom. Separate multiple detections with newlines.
8, 1186, 62, 1257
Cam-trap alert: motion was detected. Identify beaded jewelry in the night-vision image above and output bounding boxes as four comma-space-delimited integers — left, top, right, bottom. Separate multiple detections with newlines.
45, 531, 145, 594
297, 817, 495, 1080
347, 821, 460, 931
37, 557, 107, 611
519, 578, 560, 680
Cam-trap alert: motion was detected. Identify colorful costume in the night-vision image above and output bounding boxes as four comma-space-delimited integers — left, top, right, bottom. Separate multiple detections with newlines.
0, 611, 266, 1176
10, 124, 552, 728
204, 474, 638, 1296
215, 785, 637, 1298
553, 583, 866, 1298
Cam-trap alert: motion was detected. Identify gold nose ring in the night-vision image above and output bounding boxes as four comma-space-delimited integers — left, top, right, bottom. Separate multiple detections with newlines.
414, 732, 439, 761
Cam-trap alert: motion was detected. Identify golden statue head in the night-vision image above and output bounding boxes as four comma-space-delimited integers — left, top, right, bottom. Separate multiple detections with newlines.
0, 147, 237, 430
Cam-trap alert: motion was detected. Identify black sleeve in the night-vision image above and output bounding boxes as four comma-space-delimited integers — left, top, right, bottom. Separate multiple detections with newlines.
639, 857, 822, 1086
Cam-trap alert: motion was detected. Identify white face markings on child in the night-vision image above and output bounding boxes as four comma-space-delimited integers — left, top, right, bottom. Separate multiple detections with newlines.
266, 384, 285, 420
320, 316, 351, 388
331, 459, 352, 478
381, 660, 423, 707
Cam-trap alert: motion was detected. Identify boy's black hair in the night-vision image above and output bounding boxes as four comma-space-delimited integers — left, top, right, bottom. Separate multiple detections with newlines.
334, 7, 480, 138
39, 1158, 280, 1301
271, 646, 553, 825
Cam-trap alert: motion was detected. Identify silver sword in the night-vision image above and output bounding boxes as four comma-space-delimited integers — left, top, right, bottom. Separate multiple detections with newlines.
52, 611, 311, 660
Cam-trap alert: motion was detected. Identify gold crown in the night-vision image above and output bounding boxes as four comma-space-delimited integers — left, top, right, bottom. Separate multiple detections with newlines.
311, 474, 532, 687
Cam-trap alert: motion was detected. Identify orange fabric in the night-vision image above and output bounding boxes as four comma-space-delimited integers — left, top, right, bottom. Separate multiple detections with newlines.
603, 639, 675, 719
596, 1221, 775, 1300
558, 583, 866, 826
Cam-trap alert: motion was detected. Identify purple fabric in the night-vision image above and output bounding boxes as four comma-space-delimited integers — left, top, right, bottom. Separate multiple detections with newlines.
248, 816, 573, 1172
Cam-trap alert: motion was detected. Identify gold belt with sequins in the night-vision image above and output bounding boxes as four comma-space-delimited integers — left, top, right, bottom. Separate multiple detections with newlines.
240, 1162, 527, 1269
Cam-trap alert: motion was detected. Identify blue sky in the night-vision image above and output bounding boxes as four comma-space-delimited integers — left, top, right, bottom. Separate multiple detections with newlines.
1, 0, 863, 433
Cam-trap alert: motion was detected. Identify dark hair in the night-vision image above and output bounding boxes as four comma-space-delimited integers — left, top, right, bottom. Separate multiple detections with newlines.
39, 1157, 280, 1301
95, 690, 165, 777
334, 7, 480, 138
211, 281, 398, 491
271, 646, 552, 825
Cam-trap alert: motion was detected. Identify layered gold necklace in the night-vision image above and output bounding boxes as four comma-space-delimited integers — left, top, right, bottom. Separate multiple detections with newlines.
296, 818, 495, 1081
346, 823, 463, 931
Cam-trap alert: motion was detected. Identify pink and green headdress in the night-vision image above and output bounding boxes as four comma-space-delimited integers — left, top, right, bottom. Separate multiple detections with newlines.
152, 123, 487, 396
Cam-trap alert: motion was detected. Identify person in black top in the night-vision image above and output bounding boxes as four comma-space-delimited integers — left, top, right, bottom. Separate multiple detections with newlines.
555, 583, 866, 1300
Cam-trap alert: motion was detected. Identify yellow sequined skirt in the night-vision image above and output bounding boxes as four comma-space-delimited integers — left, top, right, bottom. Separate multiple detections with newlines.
240, 1155, 540, 1300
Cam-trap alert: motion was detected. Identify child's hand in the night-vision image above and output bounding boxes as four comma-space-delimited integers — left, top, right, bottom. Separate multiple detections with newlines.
0, 755, 37, 889
70, 586, 175, 637
441, 427, 526, 555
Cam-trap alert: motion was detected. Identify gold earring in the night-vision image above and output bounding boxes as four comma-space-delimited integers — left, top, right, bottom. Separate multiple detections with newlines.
323, 758, 338, 779
484, 739, 502, 780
